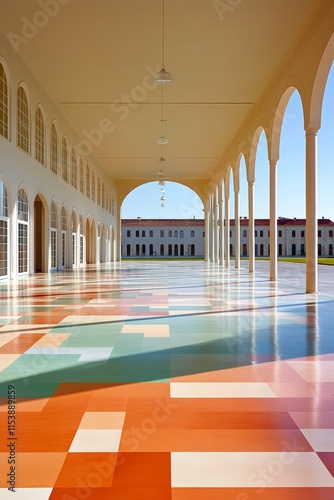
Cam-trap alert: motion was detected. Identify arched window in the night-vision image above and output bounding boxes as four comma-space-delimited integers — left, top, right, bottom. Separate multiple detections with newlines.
79, 214, 84, 265
62, 137, 68, 182
174, 244, 178, 255
242, 243, 247, 256
168, 230, 172, 238
190, 230, 195, 237
102, 181, 105, 209
79, 158, 84, 194
35, 106, 45, 165
17, 188, 29, 274
97, 177, 101, 205
160, 244, 164, 256
71, 146, 77, 188
17, 85, 30, 153
126, 244, 131, 256
260, 244, 264, 256
50, 122, 58, 175
0, 63, 9, 139
142, 244, 146, 255
50, 201, 57, 269
86, 164, 90, 198
174, 230, 178, 238
136, 244, 140, 256
112, 193, 115, 216
0, 178, 9, 278
61, 206, 67, 268
71, 211, 77, 267
180, 230, 184, 238
180, 244, 184, 255
329, 244, 333, 256
190, 244, 195, 256
92, 170, 96, 202
243, 230, 247, 237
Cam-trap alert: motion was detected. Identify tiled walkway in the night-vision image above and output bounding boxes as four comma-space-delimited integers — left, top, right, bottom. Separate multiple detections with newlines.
0, 260, 334, 499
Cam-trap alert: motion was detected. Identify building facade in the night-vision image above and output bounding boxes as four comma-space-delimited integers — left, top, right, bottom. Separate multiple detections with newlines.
121, 219, 205, 257
0, 52, 117, 281
230, 217, 334, 257
122, 217, 334, 258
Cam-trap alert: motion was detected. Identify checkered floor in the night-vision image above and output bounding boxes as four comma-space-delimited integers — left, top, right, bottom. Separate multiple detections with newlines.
0, 260, 334, 499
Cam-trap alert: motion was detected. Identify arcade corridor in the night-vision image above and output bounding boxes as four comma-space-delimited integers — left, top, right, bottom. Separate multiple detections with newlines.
0, 260, 334, 498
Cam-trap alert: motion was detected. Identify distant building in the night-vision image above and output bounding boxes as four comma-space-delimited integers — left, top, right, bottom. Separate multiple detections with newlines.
121, 219, 205, 257
230, 217, 334, 257
121, 217, 334, 258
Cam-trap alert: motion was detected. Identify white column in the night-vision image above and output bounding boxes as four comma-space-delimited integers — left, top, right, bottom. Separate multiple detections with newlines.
224, 192, 230, 268
214, 189, 219, 263
116, 207, 122, 261
204, 202, 210, 262
209, 195, 214, 262
218, 182, 224, 266
269, 158, 278, 280
248, 181, 255, 273
211, 194, 215, 263
234, 188, 240, 268
305, 127, 318, 293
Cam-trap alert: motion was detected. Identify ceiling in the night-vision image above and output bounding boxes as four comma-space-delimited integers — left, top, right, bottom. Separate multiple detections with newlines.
0, 0, 323, 186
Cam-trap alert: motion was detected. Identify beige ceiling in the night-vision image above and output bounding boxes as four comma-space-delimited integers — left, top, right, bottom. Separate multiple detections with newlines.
0, 0, 322, 186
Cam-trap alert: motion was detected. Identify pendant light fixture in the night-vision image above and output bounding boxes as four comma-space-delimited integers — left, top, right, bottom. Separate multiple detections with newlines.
157, 86, 168, 144
155, 0, 173, 84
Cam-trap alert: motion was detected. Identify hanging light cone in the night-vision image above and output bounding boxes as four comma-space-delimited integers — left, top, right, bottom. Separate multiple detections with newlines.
157, 136, 168, 145
160, 195, 165, 201
155, 67, 173, 84
161, 203, 165, 207
158, 180, 165, 186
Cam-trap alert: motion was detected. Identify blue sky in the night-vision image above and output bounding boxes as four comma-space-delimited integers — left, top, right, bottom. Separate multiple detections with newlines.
122, 65, 334, 221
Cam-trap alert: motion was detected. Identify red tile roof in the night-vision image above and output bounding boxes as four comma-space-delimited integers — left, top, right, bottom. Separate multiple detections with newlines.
122, 218, 334, 227
122, 219, 205, 227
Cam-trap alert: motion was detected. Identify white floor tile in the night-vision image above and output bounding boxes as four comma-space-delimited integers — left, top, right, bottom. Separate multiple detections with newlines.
171, 452, 334, 487
0, 489, 52, 499
170, 382, 277, 398
69, 429, 122, 452
301, 429, 334, 451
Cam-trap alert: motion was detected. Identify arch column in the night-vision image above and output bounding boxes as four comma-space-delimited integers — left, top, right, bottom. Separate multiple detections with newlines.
209, 194, 214, 262
218, 181, 224, 266
269, 157, 278, 280
233, 167, 240, 269
214, 188, 219, 263
305, 126, 318, 293
116, 207, 122, 261
248, 180, 255, 273
224, 183, 230, 268
204, 200, 210, 262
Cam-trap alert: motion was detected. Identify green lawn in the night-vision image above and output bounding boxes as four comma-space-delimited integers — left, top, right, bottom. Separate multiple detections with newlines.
256, 257, 334, 265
